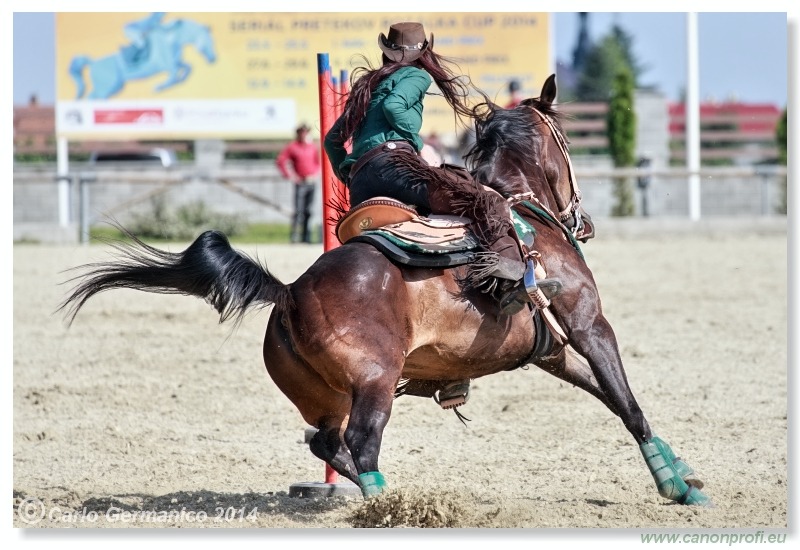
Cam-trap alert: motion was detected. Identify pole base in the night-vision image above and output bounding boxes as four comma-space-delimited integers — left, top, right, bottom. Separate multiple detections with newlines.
288, 481, 362, 499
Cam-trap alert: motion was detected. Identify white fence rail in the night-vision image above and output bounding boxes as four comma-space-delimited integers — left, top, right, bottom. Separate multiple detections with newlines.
13, 163, 787, 244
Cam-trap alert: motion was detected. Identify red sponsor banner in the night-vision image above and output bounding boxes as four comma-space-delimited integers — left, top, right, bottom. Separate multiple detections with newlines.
94, 109, 164, 124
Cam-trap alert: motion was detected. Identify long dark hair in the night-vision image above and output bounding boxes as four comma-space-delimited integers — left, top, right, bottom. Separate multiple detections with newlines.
331, 49, 487, 145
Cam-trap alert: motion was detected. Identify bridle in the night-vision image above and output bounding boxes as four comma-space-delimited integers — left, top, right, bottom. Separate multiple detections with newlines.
527, 106, 584, 236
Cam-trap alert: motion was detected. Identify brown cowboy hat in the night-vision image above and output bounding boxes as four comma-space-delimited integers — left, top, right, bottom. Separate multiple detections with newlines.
378, 22, 433, 63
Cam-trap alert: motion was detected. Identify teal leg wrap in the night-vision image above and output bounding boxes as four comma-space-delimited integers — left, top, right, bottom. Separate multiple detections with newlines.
640, 438, 712, 507
651, 436, 699, 485
358, 471, 387, 498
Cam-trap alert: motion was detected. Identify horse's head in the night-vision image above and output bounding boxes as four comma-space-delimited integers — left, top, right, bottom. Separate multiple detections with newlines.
172, 19, 217, 64
466, 74, 582, 230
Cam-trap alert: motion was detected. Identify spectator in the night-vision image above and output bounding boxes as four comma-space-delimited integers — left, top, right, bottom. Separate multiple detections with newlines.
277, 124, 321, 243
505, 79, 523, 109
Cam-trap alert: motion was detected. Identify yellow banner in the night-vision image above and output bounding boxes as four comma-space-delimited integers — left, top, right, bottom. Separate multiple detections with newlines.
56, 12, 550, 139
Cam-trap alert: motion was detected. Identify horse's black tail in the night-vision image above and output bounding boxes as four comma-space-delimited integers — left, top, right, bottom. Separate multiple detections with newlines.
58, 229, 293, 326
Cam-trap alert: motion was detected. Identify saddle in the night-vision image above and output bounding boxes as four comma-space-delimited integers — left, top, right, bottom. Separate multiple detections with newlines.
341, 197, 568, 405
336, 197, 482, 268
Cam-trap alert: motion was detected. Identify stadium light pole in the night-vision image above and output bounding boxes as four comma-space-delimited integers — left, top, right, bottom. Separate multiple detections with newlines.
686, 12, 701, 221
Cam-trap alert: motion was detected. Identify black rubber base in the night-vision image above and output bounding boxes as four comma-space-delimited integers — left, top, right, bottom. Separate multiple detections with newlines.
288, 481, 362, 498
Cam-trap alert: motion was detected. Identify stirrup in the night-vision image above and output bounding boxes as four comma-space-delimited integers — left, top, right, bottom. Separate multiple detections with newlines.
437, 380, 471, 409
523, 259, 563, 304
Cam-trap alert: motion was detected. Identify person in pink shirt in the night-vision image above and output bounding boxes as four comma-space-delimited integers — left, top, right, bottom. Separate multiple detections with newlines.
277, 124, 321, 243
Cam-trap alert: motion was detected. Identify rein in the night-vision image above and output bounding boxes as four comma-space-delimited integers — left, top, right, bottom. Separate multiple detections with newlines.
528, 106, 584, 235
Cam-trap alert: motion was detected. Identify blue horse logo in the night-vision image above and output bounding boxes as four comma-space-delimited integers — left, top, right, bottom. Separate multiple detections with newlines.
69, 14, 217, 100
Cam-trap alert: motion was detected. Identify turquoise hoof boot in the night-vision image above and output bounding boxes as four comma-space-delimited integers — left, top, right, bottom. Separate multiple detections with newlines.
640, 438, 713, 507
681, 485, 713, 507
651, 436, 704, 489
358, 471, 387, 498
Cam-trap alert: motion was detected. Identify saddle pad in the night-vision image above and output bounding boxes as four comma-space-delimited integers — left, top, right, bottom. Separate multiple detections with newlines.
352, 233, 477, 268
363, 227, 479, 254
410, 214, 470, 229
378, 218, 471, 246
511, 210, 536, 243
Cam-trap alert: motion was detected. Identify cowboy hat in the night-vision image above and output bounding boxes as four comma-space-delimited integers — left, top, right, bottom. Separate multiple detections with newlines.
378, 22, 434, 63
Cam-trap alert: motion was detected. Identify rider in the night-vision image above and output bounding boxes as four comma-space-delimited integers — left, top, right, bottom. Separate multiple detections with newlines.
123, 12, 165, 63
324, 21, 548, 316
324, 21, 563, 410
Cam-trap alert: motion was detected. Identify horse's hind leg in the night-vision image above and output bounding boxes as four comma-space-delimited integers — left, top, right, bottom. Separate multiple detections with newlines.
343, 366, 400, 498
263, 315, 359, 484
308, 417, 359, 484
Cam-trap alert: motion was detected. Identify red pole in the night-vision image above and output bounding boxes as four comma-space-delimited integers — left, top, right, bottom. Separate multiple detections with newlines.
317, 53, 344, 252
317, 53, 341, 484
337, 70, 349, 120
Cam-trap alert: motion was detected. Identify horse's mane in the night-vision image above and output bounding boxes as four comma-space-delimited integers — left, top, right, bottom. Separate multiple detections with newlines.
464, 98, 567, 197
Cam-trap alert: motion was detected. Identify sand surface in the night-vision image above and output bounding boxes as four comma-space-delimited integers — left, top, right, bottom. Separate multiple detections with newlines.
13, 227, 788, 531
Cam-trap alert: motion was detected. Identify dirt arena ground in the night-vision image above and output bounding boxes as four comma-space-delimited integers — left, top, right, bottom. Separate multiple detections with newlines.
13, 219, 788, 533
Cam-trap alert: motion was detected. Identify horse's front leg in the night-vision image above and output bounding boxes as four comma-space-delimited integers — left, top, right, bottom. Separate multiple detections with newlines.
541, 344, 706, 493
536, 345, 615, 411
551, 277, 711, 506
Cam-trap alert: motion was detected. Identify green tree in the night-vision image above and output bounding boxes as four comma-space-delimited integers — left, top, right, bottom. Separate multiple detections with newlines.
574, 24, 641, 101
776, 107, 787, 165
607, 68, 637, 217
776, 107, 787, 214
610, 25, 646, 83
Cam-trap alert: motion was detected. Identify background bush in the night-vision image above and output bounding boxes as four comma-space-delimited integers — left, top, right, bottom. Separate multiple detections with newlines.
128, 196, 247, 241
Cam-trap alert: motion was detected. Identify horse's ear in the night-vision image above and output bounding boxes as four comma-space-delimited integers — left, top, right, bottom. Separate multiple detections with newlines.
540, 74, 557, 106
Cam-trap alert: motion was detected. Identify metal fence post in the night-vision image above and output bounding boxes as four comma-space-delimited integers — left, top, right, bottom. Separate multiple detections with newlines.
79, 172, 97, 245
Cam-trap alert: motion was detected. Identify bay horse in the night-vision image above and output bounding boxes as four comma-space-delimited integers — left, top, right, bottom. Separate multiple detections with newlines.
58, 74, 711, 507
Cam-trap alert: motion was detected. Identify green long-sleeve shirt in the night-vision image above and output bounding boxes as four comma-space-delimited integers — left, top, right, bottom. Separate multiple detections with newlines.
323, 65, 432, 183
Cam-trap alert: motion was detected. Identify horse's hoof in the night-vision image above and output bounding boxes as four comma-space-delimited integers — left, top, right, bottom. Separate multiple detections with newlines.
683, 473, 705, 490
358, 471, 387, 498
640, 437, 711, 505
657, 441, 705, 490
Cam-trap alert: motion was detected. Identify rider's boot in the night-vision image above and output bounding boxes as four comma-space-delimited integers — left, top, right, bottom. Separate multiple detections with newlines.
423, 166, 554, 315
484, 235, 529, 315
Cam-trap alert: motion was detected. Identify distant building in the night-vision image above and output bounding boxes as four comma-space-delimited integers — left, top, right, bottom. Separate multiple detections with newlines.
13, 97, 783, 167
668, 102, 782, 165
